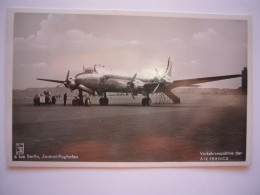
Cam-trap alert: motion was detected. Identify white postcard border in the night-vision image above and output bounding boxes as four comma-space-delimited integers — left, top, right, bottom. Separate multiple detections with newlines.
6, 8, 252, 167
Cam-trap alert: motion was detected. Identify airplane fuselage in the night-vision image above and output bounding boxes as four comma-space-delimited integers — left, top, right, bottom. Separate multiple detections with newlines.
75, 72, 147, 95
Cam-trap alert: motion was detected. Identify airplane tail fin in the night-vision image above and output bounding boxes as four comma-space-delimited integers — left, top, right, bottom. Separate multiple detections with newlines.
163, 57, 173, 81
165, 58, 173, 76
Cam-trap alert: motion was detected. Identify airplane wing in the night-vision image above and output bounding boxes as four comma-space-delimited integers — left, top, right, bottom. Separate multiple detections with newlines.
141, 74, 242, 104
142, 74, 241, 93
168, 74, 242, 89
37, 78, 64, 84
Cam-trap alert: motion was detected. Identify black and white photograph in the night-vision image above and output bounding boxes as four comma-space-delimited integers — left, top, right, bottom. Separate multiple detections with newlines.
6, 9, 251, 167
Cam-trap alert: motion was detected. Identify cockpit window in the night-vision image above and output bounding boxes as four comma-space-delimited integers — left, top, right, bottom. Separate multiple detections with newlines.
83, 67, 94, 73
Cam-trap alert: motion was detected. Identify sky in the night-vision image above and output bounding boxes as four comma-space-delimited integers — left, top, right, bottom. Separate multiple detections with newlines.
12, 12, 248, 89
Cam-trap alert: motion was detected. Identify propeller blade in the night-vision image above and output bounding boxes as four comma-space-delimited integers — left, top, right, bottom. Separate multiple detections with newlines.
131, 73, 137, 82
127, 73, 137, 99
153, 83, 160, 93
63, 70, 72, 89
129, 87, 135, 99
66, 71, 70, 82
37, 78, 64, 84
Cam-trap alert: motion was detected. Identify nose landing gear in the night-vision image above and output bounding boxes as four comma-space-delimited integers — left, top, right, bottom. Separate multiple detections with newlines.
72, 90, 92, 106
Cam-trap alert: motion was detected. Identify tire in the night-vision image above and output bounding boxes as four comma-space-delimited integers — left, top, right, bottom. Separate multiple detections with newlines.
103, 98, 109, 105
99, 98, 104, 105
142, 98, 151, 106
147, 98, 152, 106
142, 98, 146, 106
99, 98, 109, 105
85, 98, 91, 106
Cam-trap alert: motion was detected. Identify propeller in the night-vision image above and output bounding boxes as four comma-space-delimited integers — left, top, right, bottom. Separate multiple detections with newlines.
153, 58, 172, 93
127, 73, 137, 99
37, 71, 78, 92
63, 71, 77, 92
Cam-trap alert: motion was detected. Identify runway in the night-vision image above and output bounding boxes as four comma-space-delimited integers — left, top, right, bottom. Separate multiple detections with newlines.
12, 94, 247, 162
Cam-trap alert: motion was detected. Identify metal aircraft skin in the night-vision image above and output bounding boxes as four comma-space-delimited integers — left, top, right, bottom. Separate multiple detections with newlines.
37, 58, 242, 106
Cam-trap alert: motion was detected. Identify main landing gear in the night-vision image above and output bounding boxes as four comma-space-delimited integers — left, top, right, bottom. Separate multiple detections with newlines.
99, 92, 109, 106
72, 90, 84, 106
72, 90, 92, 106
142, 94, 152, 106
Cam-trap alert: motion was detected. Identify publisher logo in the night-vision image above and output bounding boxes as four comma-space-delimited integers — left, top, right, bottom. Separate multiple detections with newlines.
16, 143, 24, 155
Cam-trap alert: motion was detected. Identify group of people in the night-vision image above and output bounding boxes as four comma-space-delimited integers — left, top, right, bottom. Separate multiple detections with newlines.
34, 92, 89, 106
33, 91, 56, 106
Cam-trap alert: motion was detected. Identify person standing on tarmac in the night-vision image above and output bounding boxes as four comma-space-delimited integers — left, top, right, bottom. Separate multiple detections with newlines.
63, 93, 67, 106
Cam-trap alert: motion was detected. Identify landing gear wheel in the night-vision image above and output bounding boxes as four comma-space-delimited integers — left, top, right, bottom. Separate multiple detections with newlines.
85, 98, 91, 106
142, 98, 146, 106
147, 98, 152, 106
142, 98, 151, 106
99, 97, 109, 105
103, 98, 109, 105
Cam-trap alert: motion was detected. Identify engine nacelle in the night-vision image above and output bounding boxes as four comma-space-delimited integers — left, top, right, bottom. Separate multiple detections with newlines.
78, 84, 95, 95
65, 80, 77, 91
132, 80, 145, 90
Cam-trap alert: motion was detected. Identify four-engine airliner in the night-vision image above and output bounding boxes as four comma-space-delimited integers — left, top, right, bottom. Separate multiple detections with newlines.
37, 58, 242, 106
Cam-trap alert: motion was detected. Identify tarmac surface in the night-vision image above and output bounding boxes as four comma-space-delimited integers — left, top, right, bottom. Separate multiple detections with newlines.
12, 94, 247, 162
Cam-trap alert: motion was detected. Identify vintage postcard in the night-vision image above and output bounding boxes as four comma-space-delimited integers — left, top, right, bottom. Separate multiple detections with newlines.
6, 9, 252, 167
